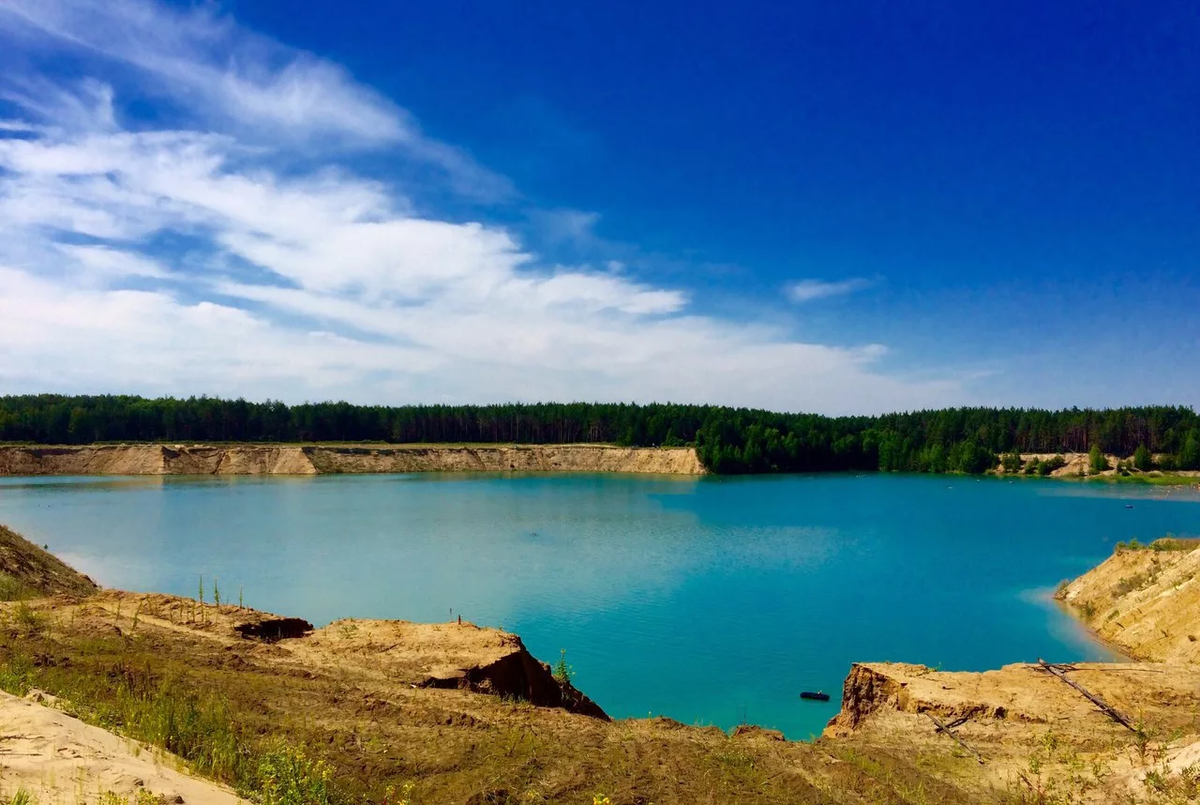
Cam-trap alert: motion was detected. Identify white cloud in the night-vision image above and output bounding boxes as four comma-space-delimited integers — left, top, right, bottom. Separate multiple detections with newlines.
0, 0, 511, 199
0, 2, 973, 414
785, 277, 873, 303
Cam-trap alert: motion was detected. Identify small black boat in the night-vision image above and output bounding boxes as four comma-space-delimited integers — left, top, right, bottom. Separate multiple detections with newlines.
800, 691, 830, 702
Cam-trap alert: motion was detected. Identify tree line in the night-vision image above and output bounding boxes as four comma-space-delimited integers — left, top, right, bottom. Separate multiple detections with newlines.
1, 395, 1198, 475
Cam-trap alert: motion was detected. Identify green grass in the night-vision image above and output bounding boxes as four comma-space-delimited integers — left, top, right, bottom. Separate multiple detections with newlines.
0, 642, 347, 804
1115, 537, 1200, 553
0, 572, 34, 602
1092, 473, 1200, 486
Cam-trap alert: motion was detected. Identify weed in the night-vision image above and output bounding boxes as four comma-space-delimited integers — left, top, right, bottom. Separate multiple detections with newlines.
257, 745, 335, 805
4, 788, 34, 805
552, 649, 574, 684
12, 601, 47, 637
0, 650, 33, 694
213, 577, 221, 609
1011, 729, 1103, 805
1114, 573, 1149, 597
0, 571, 33, 602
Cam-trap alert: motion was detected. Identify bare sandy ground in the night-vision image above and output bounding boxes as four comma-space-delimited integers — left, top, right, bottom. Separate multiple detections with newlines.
0, 690, 241, 804
0, 444, 705, 476
1059, 540, 1200, 663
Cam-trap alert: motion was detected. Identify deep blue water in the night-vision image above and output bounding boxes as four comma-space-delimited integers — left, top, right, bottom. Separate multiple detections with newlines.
2, 472, 1198, 739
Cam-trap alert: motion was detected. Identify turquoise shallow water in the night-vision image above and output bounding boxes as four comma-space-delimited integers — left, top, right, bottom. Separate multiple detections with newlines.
2, 472, 1198, 739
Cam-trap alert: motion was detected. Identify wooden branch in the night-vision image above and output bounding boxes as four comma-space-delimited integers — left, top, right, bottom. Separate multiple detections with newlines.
1037, 659, 1136, 732
925, 712, 985, 764
933, 715, 970, 733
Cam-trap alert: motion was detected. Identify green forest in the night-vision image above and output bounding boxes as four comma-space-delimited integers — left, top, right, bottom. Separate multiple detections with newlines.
1, 394, 1198, 475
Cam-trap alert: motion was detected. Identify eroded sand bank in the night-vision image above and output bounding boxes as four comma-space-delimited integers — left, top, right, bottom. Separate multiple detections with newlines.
0, 443, 705, 476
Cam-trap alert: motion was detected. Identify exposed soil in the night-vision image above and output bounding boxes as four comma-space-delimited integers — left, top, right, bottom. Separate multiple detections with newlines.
994, 452, 1200, 480
0, 444, 705, 476
0, 524, 99, 597
823, 660, 1200, 803
1058, 539, 1200, 663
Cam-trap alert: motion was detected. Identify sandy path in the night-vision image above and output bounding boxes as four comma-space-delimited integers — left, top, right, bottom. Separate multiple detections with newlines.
0, 690, 241, 804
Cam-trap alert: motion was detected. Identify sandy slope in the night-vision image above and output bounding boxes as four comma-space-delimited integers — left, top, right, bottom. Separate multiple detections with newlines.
0, 444, 704, 476
1058, 540, 1200, 662
0, 690, 241, 804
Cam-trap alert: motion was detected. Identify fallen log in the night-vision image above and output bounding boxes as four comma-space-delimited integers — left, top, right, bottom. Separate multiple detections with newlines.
925, 712, 985, 765
1036, 659, 1136, 732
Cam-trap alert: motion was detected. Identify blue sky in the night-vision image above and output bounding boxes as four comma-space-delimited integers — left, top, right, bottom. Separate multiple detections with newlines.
0, 0, 1196, 413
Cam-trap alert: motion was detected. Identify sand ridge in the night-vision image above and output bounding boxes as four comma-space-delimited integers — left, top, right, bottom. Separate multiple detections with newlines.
0, 444, 705, 476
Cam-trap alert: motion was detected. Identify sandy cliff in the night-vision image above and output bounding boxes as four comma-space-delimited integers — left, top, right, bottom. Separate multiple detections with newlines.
822, 540, 1200, 803
1057, 538, 1200, 662
0, 443, 704, 476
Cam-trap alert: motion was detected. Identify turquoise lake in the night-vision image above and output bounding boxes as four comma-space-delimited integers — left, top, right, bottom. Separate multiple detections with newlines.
2, 472, 1199, 739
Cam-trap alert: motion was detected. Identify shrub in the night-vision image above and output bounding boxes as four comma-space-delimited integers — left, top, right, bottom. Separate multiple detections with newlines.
1134, 444, 1153, 471
257, 746, 335, 805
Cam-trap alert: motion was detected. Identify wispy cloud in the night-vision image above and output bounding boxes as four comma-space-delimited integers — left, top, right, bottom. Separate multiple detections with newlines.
0, 0, 511, 200
784, 277, 874, 303
0, 0, 970, 414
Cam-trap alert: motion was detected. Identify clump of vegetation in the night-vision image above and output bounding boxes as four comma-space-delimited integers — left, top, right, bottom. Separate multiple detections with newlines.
0, 642, 348, 804
1150, 537, 1200, 552
1115, 536, 1200, 554
0, 571, 33, 602
1001, 452, 1023, 474
1024, 455, 1066, 477
1114, 573, 1150, 597
553, 649, 575, 684
1, 789, 34, 805
1088, 445, 1109, 474
8, 601, 48, 638
1134, 443, 1153, 471
258, 745, 336, 805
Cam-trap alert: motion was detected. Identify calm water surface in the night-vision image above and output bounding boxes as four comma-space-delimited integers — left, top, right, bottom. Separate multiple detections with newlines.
2, 472, 1198, 739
